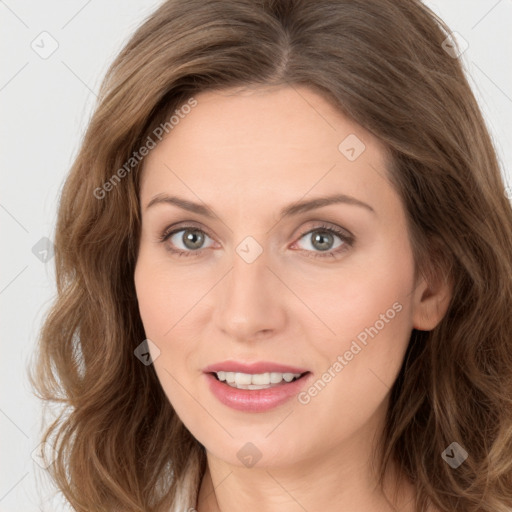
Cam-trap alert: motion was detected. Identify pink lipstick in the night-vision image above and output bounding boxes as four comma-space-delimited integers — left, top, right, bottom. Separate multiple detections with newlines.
203, 360, 312, 412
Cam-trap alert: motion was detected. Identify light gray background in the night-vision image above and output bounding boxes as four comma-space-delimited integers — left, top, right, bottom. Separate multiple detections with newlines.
1, 1, 511, 510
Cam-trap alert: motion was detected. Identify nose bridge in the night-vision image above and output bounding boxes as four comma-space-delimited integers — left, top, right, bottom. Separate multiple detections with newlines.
225, 241, 270, 313
213, 236, 285, 339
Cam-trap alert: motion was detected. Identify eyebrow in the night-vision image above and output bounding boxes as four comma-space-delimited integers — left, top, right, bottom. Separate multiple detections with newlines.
145, 193, 375, 218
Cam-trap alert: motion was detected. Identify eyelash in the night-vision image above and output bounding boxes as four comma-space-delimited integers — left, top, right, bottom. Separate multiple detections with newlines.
157, 222, 354, 259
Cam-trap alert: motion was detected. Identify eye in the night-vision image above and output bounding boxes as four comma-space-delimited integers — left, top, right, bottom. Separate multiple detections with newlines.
292, 223, 354, 259
158, 222, 354, 259
158, 226, 215, 257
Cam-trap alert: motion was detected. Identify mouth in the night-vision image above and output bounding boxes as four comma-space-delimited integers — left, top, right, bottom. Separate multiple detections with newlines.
204, 369, 313, 412
202, 361, 312, 411
208, 370, 311, 390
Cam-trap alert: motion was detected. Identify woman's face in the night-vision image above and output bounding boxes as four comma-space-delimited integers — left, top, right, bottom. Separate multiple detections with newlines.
134, 85, 442, 468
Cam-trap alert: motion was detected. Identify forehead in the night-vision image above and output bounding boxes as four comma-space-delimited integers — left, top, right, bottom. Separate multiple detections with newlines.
153, 85, 371, 154
140, 85, 392, 215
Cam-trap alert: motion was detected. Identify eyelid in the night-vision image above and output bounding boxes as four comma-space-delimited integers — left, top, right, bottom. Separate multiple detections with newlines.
159, 219, 212, 238
295, 220, 354, 242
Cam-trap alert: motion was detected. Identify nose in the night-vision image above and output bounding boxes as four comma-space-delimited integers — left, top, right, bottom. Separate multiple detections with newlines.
212, 245, 287, 342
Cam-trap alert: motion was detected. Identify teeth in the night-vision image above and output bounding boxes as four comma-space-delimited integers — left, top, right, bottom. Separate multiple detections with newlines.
214, 371, 303, 389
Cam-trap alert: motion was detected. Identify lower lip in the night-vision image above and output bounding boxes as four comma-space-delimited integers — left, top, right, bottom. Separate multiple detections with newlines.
204, 372, 312, 412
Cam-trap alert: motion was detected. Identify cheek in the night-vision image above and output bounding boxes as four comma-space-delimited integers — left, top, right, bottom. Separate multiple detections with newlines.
134, 256, 197, 413
134, 247, 205, 338
291, 264, 414, 449
306, 238, 415, 403
292, 231, 415, 345
133, 265, 168, 339
134, 249, 208, 373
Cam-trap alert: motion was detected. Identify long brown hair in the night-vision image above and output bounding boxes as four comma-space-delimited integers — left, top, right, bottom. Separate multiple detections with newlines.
30, 0, 512, 511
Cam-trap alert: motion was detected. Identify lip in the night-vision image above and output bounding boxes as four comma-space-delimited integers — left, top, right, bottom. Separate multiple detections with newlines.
204, 368, 313, 413
203, 360, 310, 374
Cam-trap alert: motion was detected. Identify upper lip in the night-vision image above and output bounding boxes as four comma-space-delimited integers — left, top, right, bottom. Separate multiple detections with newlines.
203, 361, 310, 375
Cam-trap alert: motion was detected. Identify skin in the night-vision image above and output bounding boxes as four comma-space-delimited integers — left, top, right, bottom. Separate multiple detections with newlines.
134, 85, 451, 512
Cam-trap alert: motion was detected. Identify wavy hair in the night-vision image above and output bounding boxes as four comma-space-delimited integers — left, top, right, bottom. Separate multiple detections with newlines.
30, 0, 512, 511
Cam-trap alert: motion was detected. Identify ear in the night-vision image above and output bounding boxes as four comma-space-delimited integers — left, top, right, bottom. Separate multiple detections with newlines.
411, 266, 453, 331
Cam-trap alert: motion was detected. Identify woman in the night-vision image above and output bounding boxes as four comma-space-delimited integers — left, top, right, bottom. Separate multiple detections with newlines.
31, 0, 512, 511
